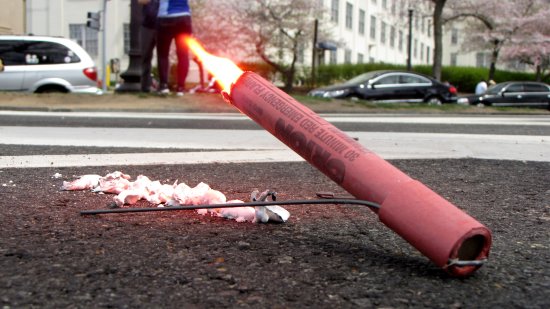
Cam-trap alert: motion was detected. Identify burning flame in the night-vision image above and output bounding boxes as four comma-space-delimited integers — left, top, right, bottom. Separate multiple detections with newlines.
184, 36, 244, 94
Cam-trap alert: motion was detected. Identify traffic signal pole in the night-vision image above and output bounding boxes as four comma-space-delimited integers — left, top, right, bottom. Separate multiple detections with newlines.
101, 0, 108, 93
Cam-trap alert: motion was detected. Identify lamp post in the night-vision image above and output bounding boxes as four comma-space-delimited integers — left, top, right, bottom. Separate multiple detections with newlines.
116, 0, 142, 93
311, 19, 318, 88
406, 8, 413, 71
101, 0, 108, 93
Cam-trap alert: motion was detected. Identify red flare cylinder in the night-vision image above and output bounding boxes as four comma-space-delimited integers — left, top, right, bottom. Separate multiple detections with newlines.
225, 72, 491, 277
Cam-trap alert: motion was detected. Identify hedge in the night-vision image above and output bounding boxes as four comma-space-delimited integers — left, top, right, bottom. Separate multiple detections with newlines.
166, 61, 549, 94
313, 63, 550, 93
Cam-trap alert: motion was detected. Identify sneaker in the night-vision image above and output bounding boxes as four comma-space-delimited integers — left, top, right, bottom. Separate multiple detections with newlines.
176, 87, 184, 97
158, 84, 170, 95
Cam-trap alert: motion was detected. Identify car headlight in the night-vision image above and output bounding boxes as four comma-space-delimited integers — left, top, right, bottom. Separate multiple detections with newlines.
308, 90, 324, 97
323, 89, 348, 98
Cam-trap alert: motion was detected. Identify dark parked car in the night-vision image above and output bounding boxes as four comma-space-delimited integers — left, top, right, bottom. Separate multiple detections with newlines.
457, 81, 550, 109
308, 70, 457, 104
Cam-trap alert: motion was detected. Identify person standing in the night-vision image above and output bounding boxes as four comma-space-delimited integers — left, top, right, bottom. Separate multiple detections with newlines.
475, 80, 488, 95
156, 0, 192, 96
139, 0, 159, 93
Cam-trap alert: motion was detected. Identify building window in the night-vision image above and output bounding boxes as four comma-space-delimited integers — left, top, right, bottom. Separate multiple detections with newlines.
370, 16, 376, 40
69, 24, 98, 57
450, 52, 457, 66
123, 23, 130, 55
345, 2, 353, 29
382, 0, 387, 9
371, 0, 377, 5
329, 50, 337, 64
451, 28, 459, 45
476, 52, 488, 67
297, 42, 305, 64
319, 51, 326, 65
331, 0, 339, 23
413, 39, 418, 58
358, 53, 364, 63
398, 30, 403, 51
380, 22, 387, 44
358, 9, 365, 35
427, 47, 431, 63
427, 20, 432, 37
420, 42, 424, 62
421, 17, 425, 34
390, 26, 395, 48
344, 49, 351, 63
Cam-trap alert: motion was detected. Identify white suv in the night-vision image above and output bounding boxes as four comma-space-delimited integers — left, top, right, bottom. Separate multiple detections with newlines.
0, 35, 101, 94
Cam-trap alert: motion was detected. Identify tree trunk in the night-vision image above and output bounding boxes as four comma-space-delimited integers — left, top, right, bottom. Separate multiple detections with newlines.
283, 67, 295, 93
488, 44, 499, 81
535, 65, 542, 82
431, 0, 446, 81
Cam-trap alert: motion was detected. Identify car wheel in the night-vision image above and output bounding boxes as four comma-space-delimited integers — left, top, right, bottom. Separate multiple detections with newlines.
426, 96, 442, 105
36, 85, 69, 93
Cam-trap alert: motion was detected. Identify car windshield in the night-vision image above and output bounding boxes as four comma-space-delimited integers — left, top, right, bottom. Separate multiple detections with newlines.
344, 71, 382, 85
485, 83, 507, 94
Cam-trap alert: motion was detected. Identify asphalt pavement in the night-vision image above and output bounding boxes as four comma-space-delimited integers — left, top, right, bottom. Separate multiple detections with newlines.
0, 92, 549, 308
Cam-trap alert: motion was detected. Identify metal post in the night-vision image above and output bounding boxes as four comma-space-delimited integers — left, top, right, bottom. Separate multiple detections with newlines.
101, 0, 107, 92
407, 9, 413, 71
116, 0, 142, 93
311, 19, 318, 88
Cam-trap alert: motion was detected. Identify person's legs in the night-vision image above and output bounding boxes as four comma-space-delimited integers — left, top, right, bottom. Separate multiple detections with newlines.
175, 33, 189, 94
140, 26, 156, 92
156, 21, 173, 92
174, 16, 192, 95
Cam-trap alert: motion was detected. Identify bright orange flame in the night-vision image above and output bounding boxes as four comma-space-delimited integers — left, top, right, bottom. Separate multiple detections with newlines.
184, 36, 244, 94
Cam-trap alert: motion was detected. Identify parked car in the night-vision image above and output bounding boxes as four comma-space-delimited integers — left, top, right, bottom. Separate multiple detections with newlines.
0, 35, 101, 94
308, 70, 457, 104
457, 81, 550, 109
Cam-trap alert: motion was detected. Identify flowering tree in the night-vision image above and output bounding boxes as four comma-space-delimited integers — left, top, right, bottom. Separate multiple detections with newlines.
445, 0, 550, 80
234, 0, 327, 91
499, 4, 550, 80
192, 0, 327, 92
190, 0, 254, 61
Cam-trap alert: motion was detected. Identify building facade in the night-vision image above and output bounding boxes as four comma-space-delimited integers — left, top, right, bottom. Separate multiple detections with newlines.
25, 0, 131, 82
17, 0, 510, 87
441, 21, 527, 72
318, 0, 434, 66
442, 21, 497, 69
0, 0, 25, 35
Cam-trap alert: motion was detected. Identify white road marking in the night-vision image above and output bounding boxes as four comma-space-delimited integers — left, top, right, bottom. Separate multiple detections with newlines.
0, 126, 548, 167
0, 150, 304, 168
1, 110, 549, 126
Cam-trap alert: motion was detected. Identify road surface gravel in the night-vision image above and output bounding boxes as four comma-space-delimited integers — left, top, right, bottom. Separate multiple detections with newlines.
1, 159, 549, 308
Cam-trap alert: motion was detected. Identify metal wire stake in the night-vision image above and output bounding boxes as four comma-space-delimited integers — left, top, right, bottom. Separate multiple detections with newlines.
80, 199, 381, 216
